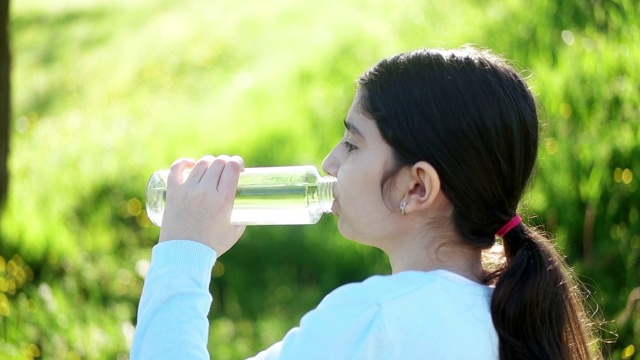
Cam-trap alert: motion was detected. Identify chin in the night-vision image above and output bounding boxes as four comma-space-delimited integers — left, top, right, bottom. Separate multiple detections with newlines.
336, 218, 354, 240
336, 219, 368, 245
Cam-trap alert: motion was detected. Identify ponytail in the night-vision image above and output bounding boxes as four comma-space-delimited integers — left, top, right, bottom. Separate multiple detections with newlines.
491, 223, 597, 359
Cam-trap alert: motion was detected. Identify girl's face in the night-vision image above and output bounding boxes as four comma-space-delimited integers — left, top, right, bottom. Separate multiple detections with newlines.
322, 90, 402, 247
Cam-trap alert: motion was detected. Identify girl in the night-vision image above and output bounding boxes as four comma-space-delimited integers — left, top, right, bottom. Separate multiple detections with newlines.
131, 47, 597, 359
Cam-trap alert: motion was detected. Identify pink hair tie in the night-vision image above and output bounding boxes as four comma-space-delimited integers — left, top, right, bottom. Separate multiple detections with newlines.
496, 214, 522, 237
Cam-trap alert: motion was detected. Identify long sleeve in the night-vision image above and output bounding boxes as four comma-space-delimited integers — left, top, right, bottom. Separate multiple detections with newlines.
130, 240, 217, 360
130, 243, 496, 360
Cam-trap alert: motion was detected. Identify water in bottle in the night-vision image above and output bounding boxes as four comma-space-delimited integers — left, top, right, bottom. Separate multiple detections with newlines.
146, 165, 336, 226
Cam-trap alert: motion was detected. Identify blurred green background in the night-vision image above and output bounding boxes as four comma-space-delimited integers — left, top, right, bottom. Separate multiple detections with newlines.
1, 0, 639, 358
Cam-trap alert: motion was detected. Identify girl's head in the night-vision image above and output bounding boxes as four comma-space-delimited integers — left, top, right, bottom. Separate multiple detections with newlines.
357, 47, 538, 250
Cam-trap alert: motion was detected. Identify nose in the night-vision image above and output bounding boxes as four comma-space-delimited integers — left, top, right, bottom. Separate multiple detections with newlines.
322, 146, 339, 177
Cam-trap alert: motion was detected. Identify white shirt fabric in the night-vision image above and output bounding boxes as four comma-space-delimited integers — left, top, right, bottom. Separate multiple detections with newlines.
131, 240, 499, 360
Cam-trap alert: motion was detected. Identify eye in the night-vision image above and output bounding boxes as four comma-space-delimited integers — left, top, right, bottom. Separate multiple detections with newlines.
342, 141, 358, 153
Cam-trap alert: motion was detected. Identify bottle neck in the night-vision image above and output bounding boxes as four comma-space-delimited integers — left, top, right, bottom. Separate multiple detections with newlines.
318, 176, 336, 214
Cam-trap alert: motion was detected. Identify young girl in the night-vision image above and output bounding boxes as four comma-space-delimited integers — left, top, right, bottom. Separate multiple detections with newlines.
131, 47, 597, 359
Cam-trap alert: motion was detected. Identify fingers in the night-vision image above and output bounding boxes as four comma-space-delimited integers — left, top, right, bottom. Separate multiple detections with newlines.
216, 155, 244, 194
167, 158, 196, 187
199, 155, 244, 195
184, 155, 216, 184
204, 155, 232, 187
171, 155, 244, 192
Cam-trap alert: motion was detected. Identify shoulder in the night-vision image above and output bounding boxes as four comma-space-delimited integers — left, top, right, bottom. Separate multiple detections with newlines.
321, 269, 492, 308
267, 270, 498, 359
316, 269, 495, 334
311, 270, 497, 358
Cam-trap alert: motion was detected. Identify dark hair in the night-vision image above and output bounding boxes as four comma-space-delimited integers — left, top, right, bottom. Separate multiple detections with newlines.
357, 47, 597, 359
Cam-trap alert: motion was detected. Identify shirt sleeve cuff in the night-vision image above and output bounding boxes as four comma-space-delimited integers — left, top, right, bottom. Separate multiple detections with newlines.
151, 240, 218, 283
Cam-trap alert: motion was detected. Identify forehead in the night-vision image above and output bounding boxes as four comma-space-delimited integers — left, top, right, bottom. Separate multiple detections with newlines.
347, 88, 368, 117
345, 90, 376, 136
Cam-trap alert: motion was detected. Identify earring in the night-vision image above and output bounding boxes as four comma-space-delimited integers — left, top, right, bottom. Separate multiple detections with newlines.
400, 201, 407, 216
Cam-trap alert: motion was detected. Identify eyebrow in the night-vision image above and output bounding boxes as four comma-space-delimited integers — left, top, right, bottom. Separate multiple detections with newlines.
343, 119, 364, 138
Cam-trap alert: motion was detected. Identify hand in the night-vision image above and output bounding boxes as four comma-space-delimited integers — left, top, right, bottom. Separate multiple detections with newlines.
158, 155, 246, 256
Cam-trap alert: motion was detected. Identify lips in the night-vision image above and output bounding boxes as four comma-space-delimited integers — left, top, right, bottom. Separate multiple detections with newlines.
331, 200, 340, 216
330, 184, 339, 215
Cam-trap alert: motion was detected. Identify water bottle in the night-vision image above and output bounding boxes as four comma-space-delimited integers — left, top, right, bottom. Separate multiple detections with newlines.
146, 165, 336, 226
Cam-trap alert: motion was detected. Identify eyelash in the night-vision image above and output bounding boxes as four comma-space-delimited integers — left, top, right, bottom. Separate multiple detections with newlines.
342, 141, 357, 153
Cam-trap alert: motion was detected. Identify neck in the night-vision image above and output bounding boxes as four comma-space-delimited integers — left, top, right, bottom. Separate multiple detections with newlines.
386, 233, 485, 284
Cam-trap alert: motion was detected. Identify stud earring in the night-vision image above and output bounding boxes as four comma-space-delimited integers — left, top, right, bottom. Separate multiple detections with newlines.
400, 201, 407, 215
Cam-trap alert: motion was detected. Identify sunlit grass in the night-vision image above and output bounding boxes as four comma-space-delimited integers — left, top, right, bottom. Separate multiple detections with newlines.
3, 0, 639, 358
7, 0, 485, 261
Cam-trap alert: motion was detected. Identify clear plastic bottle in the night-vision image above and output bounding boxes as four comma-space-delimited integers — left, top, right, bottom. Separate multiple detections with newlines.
146, 165, 336, 226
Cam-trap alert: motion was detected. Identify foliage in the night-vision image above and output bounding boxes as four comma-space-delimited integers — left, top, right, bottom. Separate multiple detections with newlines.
1, 0, 639, 358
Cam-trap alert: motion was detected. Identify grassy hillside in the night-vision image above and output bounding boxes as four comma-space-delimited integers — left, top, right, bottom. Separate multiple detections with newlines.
2, 0, 639, 358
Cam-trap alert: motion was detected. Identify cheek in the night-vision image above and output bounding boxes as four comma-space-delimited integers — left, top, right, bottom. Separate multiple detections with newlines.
335, 164, 359, 199
337, 165, 381, 211
335, 183, 387, 243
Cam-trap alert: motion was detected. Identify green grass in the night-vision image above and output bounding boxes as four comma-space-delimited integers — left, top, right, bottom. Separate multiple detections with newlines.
2, 0, 639, 358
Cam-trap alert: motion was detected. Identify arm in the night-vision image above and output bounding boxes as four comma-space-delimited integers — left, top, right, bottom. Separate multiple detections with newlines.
132, 248, 387, 360
131, 156, 387, 359
131, 155, 246, 359
130, 240, 217, 360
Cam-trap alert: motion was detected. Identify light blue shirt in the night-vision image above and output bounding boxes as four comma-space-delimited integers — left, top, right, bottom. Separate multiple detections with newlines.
131, 240, 499, 359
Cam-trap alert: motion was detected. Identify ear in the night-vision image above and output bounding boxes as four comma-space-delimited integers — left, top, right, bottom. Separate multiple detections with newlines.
400, 161, 441, 214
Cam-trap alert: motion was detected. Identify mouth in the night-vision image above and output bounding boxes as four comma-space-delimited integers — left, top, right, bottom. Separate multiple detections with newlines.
331, 201, 340, 216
